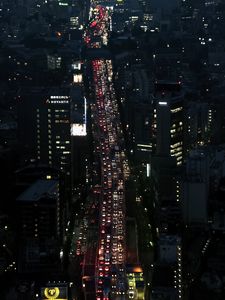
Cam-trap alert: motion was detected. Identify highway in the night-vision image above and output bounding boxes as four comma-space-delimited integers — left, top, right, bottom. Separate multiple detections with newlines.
83, 4, 130, 300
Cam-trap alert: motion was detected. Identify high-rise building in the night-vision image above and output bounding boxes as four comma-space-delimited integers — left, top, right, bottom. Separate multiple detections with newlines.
152, 234, 183, 300
184, 101, 209, 153
151, 82, 184, 237
17, 86, 72, 218
17, 179, 61, 240
70, 61, 89, 186
154, 81, 184, 166
181, 149, 209, 226
18, 87, 71, 177
39, 90, 71, 176
16, 179, 63, 275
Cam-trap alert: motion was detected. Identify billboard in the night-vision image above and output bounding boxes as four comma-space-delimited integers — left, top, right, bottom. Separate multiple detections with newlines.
71, 123, 87, 136
72, 61, 81, 70
41, 286, 68, 300
73, 74, 83, 83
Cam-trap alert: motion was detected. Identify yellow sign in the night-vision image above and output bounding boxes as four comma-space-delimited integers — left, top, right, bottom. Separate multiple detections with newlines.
44, 288, 60, 299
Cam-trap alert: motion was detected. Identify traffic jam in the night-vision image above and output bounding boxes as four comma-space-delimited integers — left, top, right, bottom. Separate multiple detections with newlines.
83, 4, 130, 299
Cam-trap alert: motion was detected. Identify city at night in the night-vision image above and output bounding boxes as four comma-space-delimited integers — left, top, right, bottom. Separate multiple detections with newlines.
1, 0, 225, 299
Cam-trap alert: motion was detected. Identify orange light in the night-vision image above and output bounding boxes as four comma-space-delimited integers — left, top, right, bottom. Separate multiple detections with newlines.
133, 266, 143, 273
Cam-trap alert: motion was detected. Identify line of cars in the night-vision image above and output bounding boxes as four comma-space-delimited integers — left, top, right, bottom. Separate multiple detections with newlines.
83, 5, 109, 49
83, 4, 129, 299
92, 57, 128, 299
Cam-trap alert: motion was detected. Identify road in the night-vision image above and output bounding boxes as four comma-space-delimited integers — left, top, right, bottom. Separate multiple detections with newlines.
83, 4, 130, 300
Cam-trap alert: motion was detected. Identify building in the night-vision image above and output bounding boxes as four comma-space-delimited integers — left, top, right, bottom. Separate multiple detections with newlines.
126, 265, 145, 300
151, 234, 182, 300
16, 179, 63, 276
18, 86, 72, 178
181, 149, 209, 226
17, 179, 61, 240
154, 81, 184, 166
17, 85, 73, 228
151, 0, 179, 13
47, 55, 62, 70
70, 62, 89, 186
184, 101, 209, 153
38, 89, 71, 176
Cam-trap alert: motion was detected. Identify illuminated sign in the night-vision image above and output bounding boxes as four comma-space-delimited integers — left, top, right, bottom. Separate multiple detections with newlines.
49, 100, 69, 104
41, 286, 68, 300
72, 62, 81, 70
73, 74, 83, 83
44, 287, 60, 298
146, 163, 150, 177
158, 101, 167, 106
50, 96, 69, 99
58, 1, 68, 6
46, 96, 70, 104
71, 123, 87, 136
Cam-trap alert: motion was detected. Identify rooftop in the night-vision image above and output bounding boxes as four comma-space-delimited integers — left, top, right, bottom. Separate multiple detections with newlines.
17, 179, 58, 202
159, 234, 181, 246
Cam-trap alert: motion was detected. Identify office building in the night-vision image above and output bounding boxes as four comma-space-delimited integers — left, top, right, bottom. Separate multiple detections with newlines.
18, 87, 72, 177
180, 149, 209, 226
152, 234, 182, 300
70, 62, 89, 186
154, 81, 184, 166
16, 179, 63, 275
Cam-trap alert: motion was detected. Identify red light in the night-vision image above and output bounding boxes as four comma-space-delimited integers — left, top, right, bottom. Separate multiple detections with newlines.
90, 20, 97, 28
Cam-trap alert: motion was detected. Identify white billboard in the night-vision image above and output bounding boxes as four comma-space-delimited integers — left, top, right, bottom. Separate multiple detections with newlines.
71, 123, 87, 136
73, 74, 83, 83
